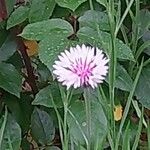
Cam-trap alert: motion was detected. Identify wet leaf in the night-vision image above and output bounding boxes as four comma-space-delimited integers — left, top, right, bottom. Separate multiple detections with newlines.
0, 62, 22, 97
29, 0, 56, 23
31, 107, 55, 145
55, 0, 87, 11
32, 83, 63, 108
7, 6, 29, 29
20, 19, 73, 41
77, 27, 135, 61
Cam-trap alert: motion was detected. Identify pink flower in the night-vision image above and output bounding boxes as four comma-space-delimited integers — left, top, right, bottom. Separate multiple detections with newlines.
53, 44, 109, 89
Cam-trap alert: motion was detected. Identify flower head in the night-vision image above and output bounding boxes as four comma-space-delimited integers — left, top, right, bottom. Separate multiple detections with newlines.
53, 44, 109, 89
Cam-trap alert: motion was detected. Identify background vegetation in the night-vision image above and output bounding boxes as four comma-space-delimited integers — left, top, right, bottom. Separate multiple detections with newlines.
0, 0, 150, 149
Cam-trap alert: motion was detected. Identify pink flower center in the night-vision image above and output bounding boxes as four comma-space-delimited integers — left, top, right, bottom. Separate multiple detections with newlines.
70, 58, 96, 85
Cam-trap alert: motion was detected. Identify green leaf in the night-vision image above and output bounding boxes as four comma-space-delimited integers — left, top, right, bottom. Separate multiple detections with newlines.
0, 35, 17, 62
0, 29, 8, 47
96, 0, 107, 7
7, 6, 29, 29
45, 146, 61, 150
138, 9, 150, 37
37, 62, 51, 82
32, 83, 63, 108
0, 111, 21, 150
39, 35, 70, 70
67, 92, 107, 145
5, 0, 16, 16
31, 107, 55, 145
115, 64, 133, 91
135, 64, 150, 109
77, 27, 135, 61
78, 10, 109, 31
20, 18, 74, 41
0, 63, 22, 97
0, 107, 8, 149
55, 0, 87, 11
3, 93, 33, 133
29, 0, 56, 23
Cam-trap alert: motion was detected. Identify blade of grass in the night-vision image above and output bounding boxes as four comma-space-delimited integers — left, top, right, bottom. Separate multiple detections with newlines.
67, 109, 89, 147
115, 0, 135, 36
50, 92, 64, 148
132, 106, 144, 150
115, 59, 144, 150
122, 121, 131, 150
148, 121, 150, 150
132, 100, 147, 127
0, 106, 8, 149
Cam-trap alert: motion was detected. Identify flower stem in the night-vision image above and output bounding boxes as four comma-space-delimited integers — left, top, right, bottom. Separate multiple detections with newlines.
107, 0, 116, 143
84, 88, 92, 150
89, 0, 94, 10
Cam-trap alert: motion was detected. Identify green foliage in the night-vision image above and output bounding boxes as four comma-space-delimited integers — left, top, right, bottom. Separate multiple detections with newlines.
0, 109, 21, 150
0, 35, 17, 62
68, 90, 107, 145
20, 18, 74, 40
0, 0, 150, 149
135, 65, 150, 109
32, 83, 63, 108
96, 0, 107, 7
7, 6, 29, 29
78, 27, 135, 61
78, 10, 109, 31
29, 0, 56, 23
31, 107, 55, 145
115, 64, 133, 91
55, 0, 87, 11
0, 62, 22, 97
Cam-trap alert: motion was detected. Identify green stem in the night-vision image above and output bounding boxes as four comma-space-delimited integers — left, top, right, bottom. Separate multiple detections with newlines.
50, 93, 64, 148
115, 0, 135, 36
84, 88, 92, 150
107, 0, 116, 142
0, 106, 8, 149
115, 59, 143, 150
63, 103, 68, 150
89, 0, 94, 10
148, 121, 150, 150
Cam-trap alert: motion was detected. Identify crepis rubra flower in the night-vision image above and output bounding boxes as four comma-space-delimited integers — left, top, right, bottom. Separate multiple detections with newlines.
53, 44, 109, 89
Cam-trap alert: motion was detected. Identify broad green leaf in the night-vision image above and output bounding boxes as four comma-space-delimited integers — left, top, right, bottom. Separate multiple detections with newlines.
55, 0, 87, 11
6, 51, 23, 71
7, 6, 29, 29
77, 27, 135, 61
29, 0, 56, 23
31, 107, 55, 145
32, 83, 63, 108
96, 0, 107, 7
0, 108, 7, 150
3, 93, 33, 133
37, 62, 51, 82
135, 64, 150, 109
0, 63, 22, 97
5, 0, 16, 16
45, 146, 61, 150
67, 91, 107, 145
39, 35, 70, 70
115, 64, 133, 91
20, 19, 74, 41
0, 35, 17, 62
0, 29, 8, 47
142, 31, 150, 56
138, 9, 150, 37
0, 112, 21, 150
78, 10, 109, 31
